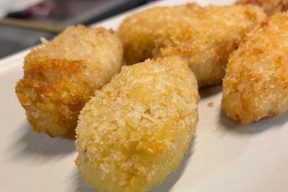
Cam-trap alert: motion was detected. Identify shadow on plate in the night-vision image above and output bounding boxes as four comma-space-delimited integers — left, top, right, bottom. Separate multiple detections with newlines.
72, 170, 94, 192
219, 110, 288, 134
199, 85, 222, 98
8, 121, 75, 163
149, 138, 194, 192
72, 137, 195, 192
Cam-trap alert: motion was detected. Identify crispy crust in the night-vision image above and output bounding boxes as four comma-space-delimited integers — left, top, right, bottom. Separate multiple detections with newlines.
75, 57, 199, 192
15, 26, 123, 138
118, 4, 266, 87
237, 0, 288, 15
222, 13, 288, 124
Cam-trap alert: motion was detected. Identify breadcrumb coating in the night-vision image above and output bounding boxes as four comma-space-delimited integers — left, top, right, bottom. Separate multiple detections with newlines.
15, 26, 123, 138
75, 57, 199, 192
237, 0, 288, 15
118, 4, 266, 87
222, 13, 288, 125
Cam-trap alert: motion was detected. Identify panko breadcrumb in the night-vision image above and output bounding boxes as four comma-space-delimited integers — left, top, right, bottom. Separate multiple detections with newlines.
222, 13, 288, 125
15, 26, 123, 138
237, 0, 288, 15
75, 57, 199, 192
118, 4, 266, 87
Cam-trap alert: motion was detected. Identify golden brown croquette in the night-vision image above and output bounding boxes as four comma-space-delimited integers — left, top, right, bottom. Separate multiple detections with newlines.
118, 4, 266, 87
222, 13, 288, 124
16, 26, 123, 138
75, 57, 199, 192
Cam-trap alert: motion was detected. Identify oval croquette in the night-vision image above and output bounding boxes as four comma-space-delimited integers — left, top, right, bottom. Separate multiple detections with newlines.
75, 57, 199, 192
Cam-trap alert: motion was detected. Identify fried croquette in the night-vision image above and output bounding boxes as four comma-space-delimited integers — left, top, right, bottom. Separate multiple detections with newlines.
222, 13, 288, 125
75, 57, 199, 192
237, 0, 288, 15
15, 26, 123, 138
118, 4, 266, 87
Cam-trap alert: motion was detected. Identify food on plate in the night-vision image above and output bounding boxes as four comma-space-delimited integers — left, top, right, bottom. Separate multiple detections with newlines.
75, 57, 199, 192
222, 13, 288, 125
118, 4, 266, 87
15, 26, 123, 138
237, 0, 288, 15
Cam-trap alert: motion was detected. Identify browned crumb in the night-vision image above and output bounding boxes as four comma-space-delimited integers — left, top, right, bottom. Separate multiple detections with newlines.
237, 0, 288, 15
208, 102, 214, 108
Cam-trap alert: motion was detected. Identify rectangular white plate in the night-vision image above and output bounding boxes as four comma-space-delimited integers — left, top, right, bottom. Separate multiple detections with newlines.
1, 0, 288, 192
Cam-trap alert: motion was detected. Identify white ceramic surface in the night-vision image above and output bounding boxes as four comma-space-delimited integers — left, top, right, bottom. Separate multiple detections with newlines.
1, 0, 288, 192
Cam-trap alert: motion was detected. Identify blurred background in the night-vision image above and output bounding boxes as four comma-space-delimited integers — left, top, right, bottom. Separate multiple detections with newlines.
0, 0, 157, 59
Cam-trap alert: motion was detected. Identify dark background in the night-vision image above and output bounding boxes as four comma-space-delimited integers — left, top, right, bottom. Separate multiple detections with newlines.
0, 0, 156, 58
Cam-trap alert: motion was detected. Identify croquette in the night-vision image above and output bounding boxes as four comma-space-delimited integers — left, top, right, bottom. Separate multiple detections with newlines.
222, 13, 288, 125
118, 4, 266, 87
237, 0, 288, 15
15, 26, 123, 138
75, 57, 199, 192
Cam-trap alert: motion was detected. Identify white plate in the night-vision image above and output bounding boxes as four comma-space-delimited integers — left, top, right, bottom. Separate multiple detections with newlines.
1, 0, 288, 191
